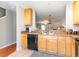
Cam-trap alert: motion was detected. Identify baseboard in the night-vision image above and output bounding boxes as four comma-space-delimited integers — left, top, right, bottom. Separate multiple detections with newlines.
0, 42, 16, 49
0, 43, 16, 57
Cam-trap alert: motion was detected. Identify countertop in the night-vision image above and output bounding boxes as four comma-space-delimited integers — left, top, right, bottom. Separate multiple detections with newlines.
70, 35, 79, 39
21, 31, 39, 35
21, 30, 79, 40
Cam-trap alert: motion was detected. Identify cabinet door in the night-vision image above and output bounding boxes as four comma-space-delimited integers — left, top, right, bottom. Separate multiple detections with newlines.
21, 32, 27, 49
38, 36, 47, 52
24, 8, 32, 25
71, 38, 76, 57
65, 37, 72, 56
73, 2, 79, 24
58, 36, 65, 55
47, 36, 57, 54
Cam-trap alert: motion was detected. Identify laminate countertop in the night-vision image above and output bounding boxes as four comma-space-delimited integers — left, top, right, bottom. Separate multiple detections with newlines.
21, 31, 79, 40
70, 35, 79, 38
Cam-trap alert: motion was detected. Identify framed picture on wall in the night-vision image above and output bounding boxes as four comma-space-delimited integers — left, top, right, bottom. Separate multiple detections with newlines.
0, 7, 6, 18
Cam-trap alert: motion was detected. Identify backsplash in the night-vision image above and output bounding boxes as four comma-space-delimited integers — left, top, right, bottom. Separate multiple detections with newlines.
73, 25, 79, 31
36, 22, 65, 30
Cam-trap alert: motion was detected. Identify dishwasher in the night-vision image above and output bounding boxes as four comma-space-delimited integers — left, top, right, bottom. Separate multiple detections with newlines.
27, 34, 38, 51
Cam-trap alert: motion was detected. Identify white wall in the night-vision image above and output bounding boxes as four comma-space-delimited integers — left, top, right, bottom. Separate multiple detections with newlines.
16, 6, 23, 51
0, 9, 16, 49
0, 1, 69, 21
66, 2, 73, 30
31, 9, 36, 31
66, 2, 79, 31
18, 1, 68, 21
73, 25, 79, 31
16, 6, 36, 51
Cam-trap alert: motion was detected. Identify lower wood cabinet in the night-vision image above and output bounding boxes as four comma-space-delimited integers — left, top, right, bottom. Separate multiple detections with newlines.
38, 35, 76, 57
58, 36, 66, 55
38, 36, 47, 52
46, 36, 57, 54
21, 32, 27, 49
65, 36, 72, 56
20, 32, 76, 57
66, 36, 76, 57
71, 38, 76, 57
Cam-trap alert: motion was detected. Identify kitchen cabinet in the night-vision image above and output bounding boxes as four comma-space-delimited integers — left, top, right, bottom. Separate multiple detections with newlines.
58, 36, 66, 56
73, 1, 79, 24
21, 32, 27, 49
46, 36, 57, 54
38, 34, 76, 56
71, 38, 76, 57
24, 8, 32, 25
66, 36, 76, 57
65, 36, 72, 56
38, 35, 47, 52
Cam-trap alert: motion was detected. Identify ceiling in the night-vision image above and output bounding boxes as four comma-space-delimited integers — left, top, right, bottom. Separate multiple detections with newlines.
0, 1, 71, 20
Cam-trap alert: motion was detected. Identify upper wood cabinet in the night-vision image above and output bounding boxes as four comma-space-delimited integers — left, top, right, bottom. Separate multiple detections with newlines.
73, 1, 79, 25
24, 8, 32, 25
46, 36, 57, 54
21, 32, 27, 49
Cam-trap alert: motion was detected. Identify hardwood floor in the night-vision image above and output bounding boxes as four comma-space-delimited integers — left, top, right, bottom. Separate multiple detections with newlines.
8, 49, 32, 57
0, 43, 16, 57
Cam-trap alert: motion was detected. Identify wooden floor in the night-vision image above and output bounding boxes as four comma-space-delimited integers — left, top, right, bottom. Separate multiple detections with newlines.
0, 43, 16, 57
8, 49, 32, 57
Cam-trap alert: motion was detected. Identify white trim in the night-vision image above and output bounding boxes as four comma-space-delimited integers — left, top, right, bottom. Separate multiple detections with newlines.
0, 42, 16, 49
0, 16, 6, 19
16, 6, 22, 51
